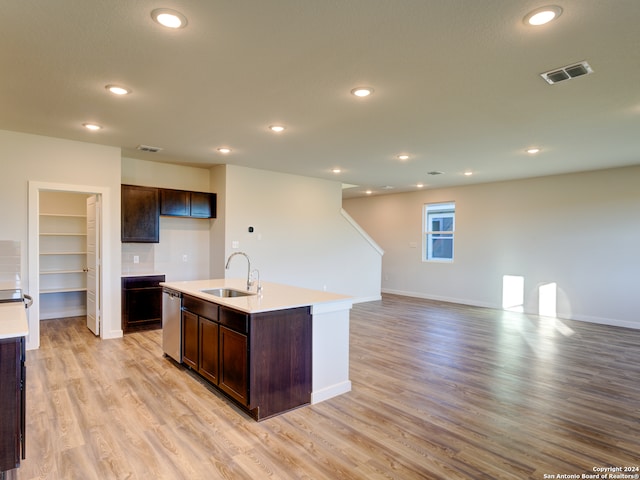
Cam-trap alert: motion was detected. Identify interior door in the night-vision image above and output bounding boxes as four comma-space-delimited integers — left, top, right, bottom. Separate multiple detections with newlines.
86, 195, 101, 335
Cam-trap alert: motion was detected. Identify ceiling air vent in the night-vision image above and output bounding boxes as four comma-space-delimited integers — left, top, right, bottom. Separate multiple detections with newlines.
136, 144, 163, 153
541, 61, 593, 85
427, 171, 444, 176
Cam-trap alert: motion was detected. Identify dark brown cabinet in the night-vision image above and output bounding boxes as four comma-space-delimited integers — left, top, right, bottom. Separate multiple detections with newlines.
122, 275, 165, 333
180, 295, 311, 420
181, 309, 199, 369
122, 185, 216, 243
160, 189, 216, 218
217, 306, 249, 404
121, 185, 159, 243
199, 318, 220, 385
218, 326, 247, 403
0, 337, 25, 472
181, 295, 220, 385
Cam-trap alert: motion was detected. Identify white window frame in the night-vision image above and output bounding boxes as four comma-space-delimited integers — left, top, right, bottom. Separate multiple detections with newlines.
423, 202, 455, 262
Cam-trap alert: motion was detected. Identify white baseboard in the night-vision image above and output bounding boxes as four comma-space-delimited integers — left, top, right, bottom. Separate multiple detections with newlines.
311, 380, 352, 404
380, 288, 640, 331
40, 307, 87, 320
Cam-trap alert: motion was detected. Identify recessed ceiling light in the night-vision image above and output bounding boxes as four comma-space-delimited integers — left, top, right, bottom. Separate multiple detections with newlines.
397, 154, 410, 161
151, 8, 188, 29
464, 171, 473, 176
105, 84, 131, 95
523, 6, 562, 26
217, 147, 232, 154
351, 87, 374, 97
365, 190, 373, 195
526, 147, 541, 154
269, 125, 286, 133
82, 123, 102, 131
332, 168, 341, 174
416, 183, 424, 188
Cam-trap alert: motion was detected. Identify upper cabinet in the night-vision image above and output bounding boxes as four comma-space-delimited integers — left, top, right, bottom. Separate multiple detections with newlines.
121, 185, 160, 243
160, 189, 216, 219
122, 185, 217, 243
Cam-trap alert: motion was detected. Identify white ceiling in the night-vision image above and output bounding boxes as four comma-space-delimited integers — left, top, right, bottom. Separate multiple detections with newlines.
2, 1, 639, 198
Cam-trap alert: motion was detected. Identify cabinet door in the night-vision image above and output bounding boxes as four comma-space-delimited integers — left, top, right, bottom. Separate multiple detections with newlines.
121, 185, 159, 243
122, 276, 164, 333
160, 189, 190, 217
190, 192, 216, 218
219, 326, 248, 405
0, 338, 21, 471
182, 310, 199, 370
198, 317, 219, 385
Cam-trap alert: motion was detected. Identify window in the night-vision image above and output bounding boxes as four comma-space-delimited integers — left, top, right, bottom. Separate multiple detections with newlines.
424, 202, 455, 261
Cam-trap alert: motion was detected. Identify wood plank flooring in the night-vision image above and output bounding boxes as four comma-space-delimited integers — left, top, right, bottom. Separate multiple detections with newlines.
8, 294, 640, 479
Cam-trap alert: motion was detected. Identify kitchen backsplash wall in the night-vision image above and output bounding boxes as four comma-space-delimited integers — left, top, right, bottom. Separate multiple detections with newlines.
0, 240, 21, 286
121, 243, 155, 275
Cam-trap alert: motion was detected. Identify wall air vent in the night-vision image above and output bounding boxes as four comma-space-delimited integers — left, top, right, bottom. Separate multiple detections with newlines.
136, 144, 163, 153
541, 61, 593, 85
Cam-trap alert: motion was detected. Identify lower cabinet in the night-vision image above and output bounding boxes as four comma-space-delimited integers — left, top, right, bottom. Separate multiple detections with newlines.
0, 337, 26, 473
122, 275, 165, 333
198, 317, 220, 385
181, 297, 223, 387
218, 325, 248, 405
181, 309, 199, 370
180, 295, 311, 420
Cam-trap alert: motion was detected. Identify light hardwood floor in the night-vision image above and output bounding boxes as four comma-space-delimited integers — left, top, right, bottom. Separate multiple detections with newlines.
8, 294, 640, 479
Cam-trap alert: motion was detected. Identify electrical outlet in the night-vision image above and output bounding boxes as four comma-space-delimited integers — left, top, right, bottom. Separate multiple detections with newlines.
232, 241, 240, 249
133, 255, 139, 264
182, 254, 188, 262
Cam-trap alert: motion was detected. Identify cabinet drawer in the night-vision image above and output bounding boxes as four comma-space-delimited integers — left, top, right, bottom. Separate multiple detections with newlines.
183, 295, 219, 321
122, 275, 165, 289
220, 307, 248, 334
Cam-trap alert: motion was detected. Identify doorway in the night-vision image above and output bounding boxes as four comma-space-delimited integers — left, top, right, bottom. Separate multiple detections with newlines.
28, 182, 111, 350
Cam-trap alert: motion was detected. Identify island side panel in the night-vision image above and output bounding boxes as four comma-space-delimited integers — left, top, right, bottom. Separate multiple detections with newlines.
311, 300, 353, 404
249, 307, 312, 420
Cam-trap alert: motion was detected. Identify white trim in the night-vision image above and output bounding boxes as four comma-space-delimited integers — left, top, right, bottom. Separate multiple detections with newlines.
340, 208, 384, 256
311, 380, 352, 404
28, 181, 118, 350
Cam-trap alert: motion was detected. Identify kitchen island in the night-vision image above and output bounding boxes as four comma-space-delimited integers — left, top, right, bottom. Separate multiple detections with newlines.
160, 278, 352, 420
0, 294, 28, 473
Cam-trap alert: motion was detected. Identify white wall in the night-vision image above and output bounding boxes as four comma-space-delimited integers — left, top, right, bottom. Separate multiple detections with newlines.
343, 165, 640, 329
218, 165, 381, 302
121, 157, 213, 281
209, 165, 227, 279
0, 129, 122, 348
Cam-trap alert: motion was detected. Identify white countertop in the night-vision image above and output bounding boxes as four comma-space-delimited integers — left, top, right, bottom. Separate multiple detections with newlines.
0, 302, 29, 339
161, 278, 351, 314
121, 272, 166, 278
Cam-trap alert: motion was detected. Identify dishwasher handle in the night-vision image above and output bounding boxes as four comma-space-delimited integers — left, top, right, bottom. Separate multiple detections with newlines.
162, 288, 181, 298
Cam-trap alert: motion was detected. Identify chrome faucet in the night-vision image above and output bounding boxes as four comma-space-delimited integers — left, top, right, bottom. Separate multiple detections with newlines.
225, 252, 253, 291
251, 268, 262, 295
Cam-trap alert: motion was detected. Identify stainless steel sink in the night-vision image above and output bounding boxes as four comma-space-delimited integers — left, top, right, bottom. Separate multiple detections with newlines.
201, 288, 254, 298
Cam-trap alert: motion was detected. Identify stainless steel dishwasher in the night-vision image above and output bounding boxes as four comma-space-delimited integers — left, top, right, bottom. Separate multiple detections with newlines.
162, 288, 182, 362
